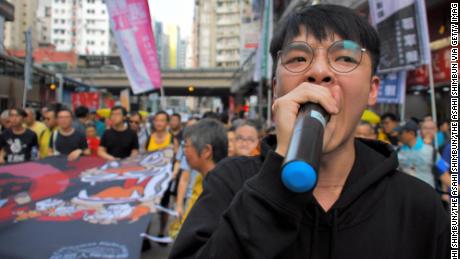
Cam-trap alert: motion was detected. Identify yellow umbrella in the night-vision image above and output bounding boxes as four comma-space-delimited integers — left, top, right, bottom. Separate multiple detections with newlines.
96, 108, 111, 119
361, 109, 380, 125
138, 110, 149, 119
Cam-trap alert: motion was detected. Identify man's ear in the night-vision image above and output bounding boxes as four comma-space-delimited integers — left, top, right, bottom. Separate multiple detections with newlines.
367, 75, 380, 106
200, 144, 213, 161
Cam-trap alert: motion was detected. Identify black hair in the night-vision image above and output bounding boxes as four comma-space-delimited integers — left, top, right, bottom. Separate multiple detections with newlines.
381, 112, 398, 122
171, 113, 181, 121
358, 120, 377, 134
154, 110, 170, 122
130, 111, 142, 120
74, 106, 89, 118
111, 105, 128, 116
202, 111, 220, 120
270, 3, 381, 76
219, 112, 229, 125
85, 123, 96, 129
10, 107, 27, 117
57, 106, 73, 117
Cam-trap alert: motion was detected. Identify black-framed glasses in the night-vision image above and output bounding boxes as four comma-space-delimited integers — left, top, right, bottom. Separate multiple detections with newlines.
277, 40, 366, 74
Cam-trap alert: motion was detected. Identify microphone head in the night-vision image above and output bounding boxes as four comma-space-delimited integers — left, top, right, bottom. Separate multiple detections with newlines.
281, 160, 317, 193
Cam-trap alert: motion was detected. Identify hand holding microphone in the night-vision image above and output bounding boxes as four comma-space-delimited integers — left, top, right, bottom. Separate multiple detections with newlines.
281, 103, 330, 193
271, 83, 337, 193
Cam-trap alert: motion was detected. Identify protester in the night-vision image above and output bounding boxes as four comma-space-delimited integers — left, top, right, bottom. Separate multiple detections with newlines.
24, 108, 47, 158
170, 4, 448, 258
396, 120, 439, 188
86, 123, 100, 157
128, 111, 149, 155
48, 107, 90, 161
420, 120, 438, 146
227, 129, 236, 157
40, 104, 59, 158
378, 112, 399, 146
24, 108, 47, 141
172, 119, 227, 234
88, 110, 106, 137
0, 110, 10, 132
98, 106, 139, 160
170, 113, 183, 144
355, 120, 377, 140
437, 120, 450, 149
0, 108, 38, 164
73, 106, 90, 135
146, 111, 178, 244
169, 118, 200, 238
234, 120, 260, 156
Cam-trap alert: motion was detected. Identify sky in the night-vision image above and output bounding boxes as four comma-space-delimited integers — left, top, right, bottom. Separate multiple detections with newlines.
148, 0, 195, 39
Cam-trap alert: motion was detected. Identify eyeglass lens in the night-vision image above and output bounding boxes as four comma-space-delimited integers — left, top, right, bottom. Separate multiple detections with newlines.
280, 40, 364, 73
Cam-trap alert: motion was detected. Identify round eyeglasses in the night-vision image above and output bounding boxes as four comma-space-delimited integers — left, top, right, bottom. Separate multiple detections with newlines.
277, 40, 366, 74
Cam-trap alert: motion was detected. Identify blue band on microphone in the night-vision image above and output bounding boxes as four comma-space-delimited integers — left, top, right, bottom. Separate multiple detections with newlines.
281, 161, 317, 193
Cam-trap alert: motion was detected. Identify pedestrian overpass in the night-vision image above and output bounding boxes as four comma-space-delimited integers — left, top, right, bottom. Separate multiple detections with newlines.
63, 68, 238, 97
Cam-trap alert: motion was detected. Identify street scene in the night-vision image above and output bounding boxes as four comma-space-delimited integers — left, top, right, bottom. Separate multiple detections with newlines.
0, 0, 456, 258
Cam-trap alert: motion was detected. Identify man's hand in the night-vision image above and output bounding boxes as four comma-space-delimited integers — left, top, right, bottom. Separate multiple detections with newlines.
176, 205, 184, 221
106, 155, 118, 161
67, 149, 82, 161
272, 83, 339, 157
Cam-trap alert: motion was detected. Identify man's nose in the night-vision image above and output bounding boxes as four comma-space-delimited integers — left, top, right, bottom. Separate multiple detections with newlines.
303, 53, 335, 86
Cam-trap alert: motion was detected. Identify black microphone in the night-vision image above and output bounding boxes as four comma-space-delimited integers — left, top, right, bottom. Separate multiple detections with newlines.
281, 103, 330, 193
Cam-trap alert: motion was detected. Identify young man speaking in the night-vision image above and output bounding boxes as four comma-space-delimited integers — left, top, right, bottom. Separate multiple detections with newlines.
170, 4, 449, 259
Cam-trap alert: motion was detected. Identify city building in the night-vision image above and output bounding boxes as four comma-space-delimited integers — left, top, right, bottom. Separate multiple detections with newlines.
0, 0, 14, 54
4, 0, 38, 50
49, 0, 110, 55
36, 0, 52, 45
193, 0, 243, 68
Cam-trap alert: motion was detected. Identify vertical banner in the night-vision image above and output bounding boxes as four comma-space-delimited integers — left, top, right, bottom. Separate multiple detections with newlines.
369, 0, 430, 72
24, 28, 33, 91
0, 16, 4, 54
253, 0, 273, 82
377, 71, 407, 104
120, 89, 131, 112
239, 0, 262, 64
106, 0, 162, 94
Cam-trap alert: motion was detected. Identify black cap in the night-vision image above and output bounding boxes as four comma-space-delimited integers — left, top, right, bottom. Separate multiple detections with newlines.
394, 120, 418, 134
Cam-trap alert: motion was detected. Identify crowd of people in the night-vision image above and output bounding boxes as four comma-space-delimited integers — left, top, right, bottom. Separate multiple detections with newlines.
0, 102, 452, 217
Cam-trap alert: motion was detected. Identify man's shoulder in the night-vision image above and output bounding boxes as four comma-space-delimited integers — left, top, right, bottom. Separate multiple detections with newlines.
24, 128, 37, 138
388, 170, 444, 208
207, 155, 263, 193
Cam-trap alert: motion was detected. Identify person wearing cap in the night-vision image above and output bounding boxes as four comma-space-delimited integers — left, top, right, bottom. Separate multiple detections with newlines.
396, 120, 439, 188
